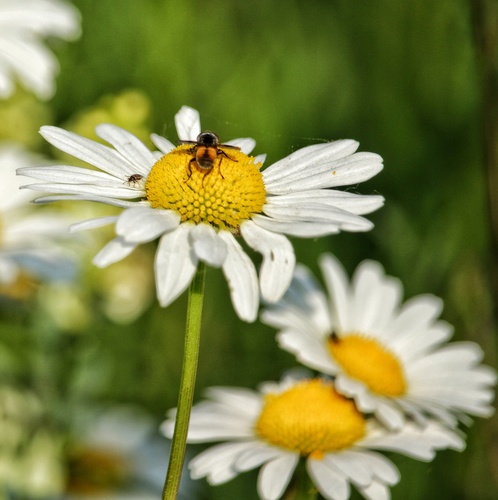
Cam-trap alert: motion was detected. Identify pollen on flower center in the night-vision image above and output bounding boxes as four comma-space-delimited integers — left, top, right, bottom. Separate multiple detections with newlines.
327, 333, 407, 396
144, 145, 266, 232
255, 379, 366, 457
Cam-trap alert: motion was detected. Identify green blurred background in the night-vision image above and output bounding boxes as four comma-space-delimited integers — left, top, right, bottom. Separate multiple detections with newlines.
1, 0, 497, 498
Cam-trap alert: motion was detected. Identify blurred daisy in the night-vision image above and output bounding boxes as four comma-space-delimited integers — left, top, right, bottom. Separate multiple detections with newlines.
0, 0, 81, 100
18, 106, 384, 321
261, 254, 497, 430
161, 375, 464, 500
66, 406, 197, 500
0, 385, 65, 498
0, 143, 75, 289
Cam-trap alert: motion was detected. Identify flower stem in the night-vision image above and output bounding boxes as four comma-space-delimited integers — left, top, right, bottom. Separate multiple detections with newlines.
295, 464, 318, 500
162, 262, 206, 500
284, 460, 318, 500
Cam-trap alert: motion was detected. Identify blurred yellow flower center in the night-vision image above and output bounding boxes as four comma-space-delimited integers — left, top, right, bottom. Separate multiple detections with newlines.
145, 145, 266, 232
327, 334, 406, 396
255, 379, 366, 458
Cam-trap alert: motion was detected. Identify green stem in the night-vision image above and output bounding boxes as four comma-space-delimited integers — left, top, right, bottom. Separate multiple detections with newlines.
162, 262, 206, 500
284, 459, 318, 500
295, 463, 318, 500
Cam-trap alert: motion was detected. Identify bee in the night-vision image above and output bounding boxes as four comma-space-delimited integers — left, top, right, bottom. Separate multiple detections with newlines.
125, 173, 144, 186
182, 131, 240, 176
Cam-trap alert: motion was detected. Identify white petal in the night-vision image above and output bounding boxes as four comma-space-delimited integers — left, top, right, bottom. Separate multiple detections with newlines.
175, 106, 201, 141
351, 451, 399, 485
116, 207, 180, 243
151, 133, 175, 154
0, 35, 57, 99
70, 216, 118, 232
235, 443, 287, 471
257, 453, 298, 500
319, 253, 352, 332
276, 330, 336, 375
205, 386, 263, 417
373, 401, 406, 431
251, 214, 345, 237
188, 441, 251, 483
307, 457, 350, 500
241, 221, 295, 302
265, 150, 383, 194
263, 199, 375, 230
39, 126, 138, 178
17, 165, 122, 185
0, 69, 13, 100
359, 480, 391, 500
92, 237, 137, 267
225, 137, 256, 154
96, 124, 157, 171
267, 190, 385, 216
182, 416, 255, 442
219, 231, 259, 322
0, 256, 18, 284
322, 451, 373, 487
263, 141, 359, 184
23, 181, 144, 199
31, 194, 145, 208
0, 0, 80, 38
263, 264, 333, 334
189, 224, 228, 267
155, 225, 198, 307
361, 421, 465, 460
351, 260, 402, 334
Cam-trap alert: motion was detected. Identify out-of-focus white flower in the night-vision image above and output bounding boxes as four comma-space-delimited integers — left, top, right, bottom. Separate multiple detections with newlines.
0, 0, 81, 100
262, 254, 497, 430
0, 385, 65, 498
0, 143, 76, 287
67, 406, 197, 500
162, 375, 464, 500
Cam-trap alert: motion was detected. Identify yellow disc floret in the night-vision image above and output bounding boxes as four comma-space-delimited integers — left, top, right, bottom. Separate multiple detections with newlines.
145, 145, 266, 232
328, 333, 407, 396
255, 379, 366, 457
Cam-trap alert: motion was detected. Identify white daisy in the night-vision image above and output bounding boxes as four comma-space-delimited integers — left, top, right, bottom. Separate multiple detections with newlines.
17, 106, 384, 322
0, 0, 81, 100
66, 406, 197, 499
261, 254, 497, 430
0, 143, 74, 285
161, 375, 464, 500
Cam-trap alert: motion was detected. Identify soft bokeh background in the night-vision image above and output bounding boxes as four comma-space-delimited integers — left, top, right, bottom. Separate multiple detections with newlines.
1, 0, 497, 498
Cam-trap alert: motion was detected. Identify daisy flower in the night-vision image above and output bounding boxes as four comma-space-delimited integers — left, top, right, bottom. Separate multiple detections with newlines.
66, 405, 197, 499
261, 254, 497, 429
0, 143, 74, 286
17, 106, 384, 321
161, 375, 464, 500
0, 0, 81, 100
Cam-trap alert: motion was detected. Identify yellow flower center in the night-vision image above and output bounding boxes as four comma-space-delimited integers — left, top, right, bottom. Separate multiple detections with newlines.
0, 270, 37, 300
255, 379, 366, 458
145, 145, 266, 232
327, 333, 407, 397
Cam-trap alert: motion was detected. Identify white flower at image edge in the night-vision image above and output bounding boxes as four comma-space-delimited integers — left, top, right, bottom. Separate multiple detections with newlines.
161, 375, 464, 500
261, 254, 497, 429
0, 0, 81, 100
0, 143, 74, 284
17, 106, 384, 321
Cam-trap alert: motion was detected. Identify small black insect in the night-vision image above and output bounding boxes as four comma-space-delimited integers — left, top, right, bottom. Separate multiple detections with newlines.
125, 173, 144, 185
